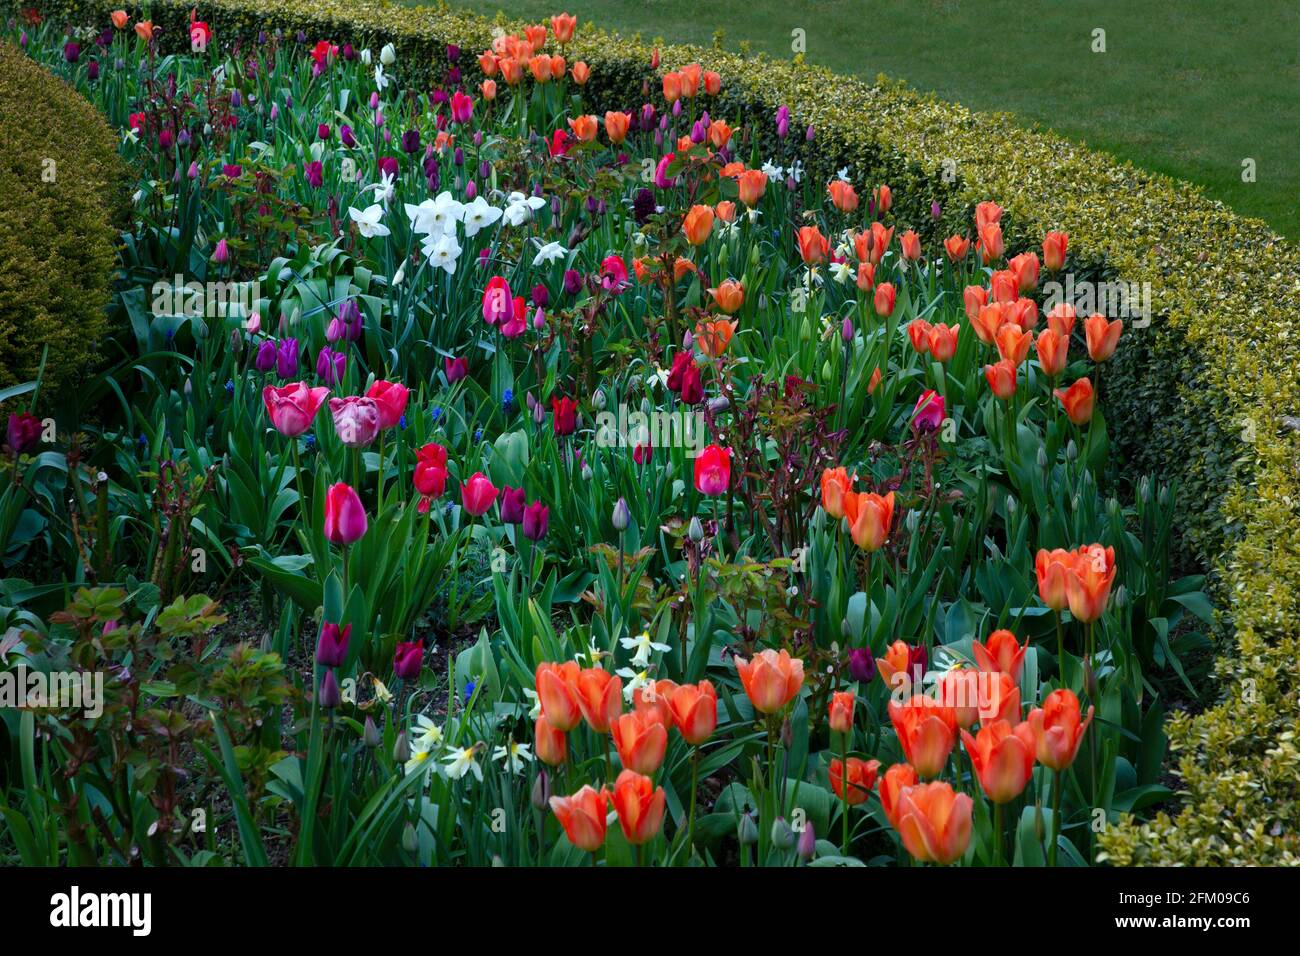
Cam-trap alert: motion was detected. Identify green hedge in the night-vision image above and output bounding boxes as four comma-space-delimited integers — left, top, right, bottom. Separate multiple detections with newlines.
0, 38, 126, 399
24, 0, 1300, 864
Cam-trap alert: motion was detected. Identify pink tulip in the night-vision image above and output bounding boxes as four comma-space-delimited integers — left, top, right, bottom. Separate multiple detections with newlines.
364, 380, 409, 429
324, 482, 368, 544
263, 382, 330, 437
461, 471, 499, 516
329, 396, 381, 447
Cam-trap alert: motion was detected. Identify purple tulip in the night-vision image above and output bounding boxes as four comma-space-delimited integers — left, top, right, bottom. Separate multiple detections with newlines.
522, 501, 549, 541
499, 486, 526, 524
340, 124, 356, 148
275, 338, 299, 379
6, 413, 41, 454
316, 622, 351, 667
393, 640, 424, 681
254, 339, 277, 372
847, 647, 875, 683
303, 160, 324, 188
318, 670, 341, 709
316, 347, 346, 385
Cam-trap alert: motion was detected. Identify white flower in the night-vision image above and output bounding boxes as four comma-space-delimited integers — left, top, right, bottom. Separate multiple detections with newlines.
836, 166, 852, 182
443, 745, 483, 781
747, 207, 762, 225
492, 738, 534, 774
380, 43, 396, 66
348, 203, 390, 238
368, 171, 396, 207
788, 159, 805, 184
620, 631, 671, 668
422, 231, 462, 275
761, 160, 784, 180
502, 191, 547, 226
360, 48, 373, 66
374, 64, 389, 92
615, 667, 651, 702
405, 745, 436, 776
370, 677, 394, 705
411, 714, 443, 752
461, 195, 502, 237
522, 687, 542, 720
830, 260, 854, 284
392, 263, 406, 286
123, 128, 139, 146
645, 367, 670, 391
575, 640, 608, 666
532, 239, 568, 267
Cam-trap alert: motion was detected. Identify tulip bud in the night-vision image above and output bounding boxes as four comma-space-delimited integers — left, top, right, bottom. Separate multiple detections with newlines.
581, 461, 593, 481
841, 316, 854, 343
363, 716, 381, 748
402, 821, 419, 852
797, 821, 816, 861
1066, 440, 1078, 461
393, 732, 410, 764
1006, 496, 1018, 514
1107, 497, 1121, 519
737, 812, 758, 845
318, 670, 341, 709
531, 770, 551, 810
612, 497, 630, 531
688, 516, 704, 542
1037, 446, 1049, 469
781, 717, 793, 749
1083, 658, 1098, 698
771, 816, 795, 851
707, 396, 730, 414
1114, 585, 1129, 609
591, 389, 607, 411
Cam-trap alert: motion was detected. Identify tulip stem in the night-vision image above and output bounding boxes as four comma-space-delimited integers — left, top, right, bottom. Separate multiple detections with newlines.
840, 733, 850, 857
993, 800, 1004, 866
1049, 768, 1062, 867
687, 745, 700, 861
1055, 610, 1065, 687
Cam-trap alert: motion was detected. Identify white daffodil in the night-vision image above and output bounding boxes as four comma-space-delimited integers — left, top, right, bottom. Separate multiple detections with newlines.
830, 260, 854, 284
575, 639, 609, 666
411, 714, 443, 752
123, 128, 139, 146
443, 745, 483, 782
406, 191, 463, 237
615, 667, 651, 702
370, 676, 394, 705
788, 159, 805, 184
532, 239, 568, 267
461, 195, 502, 237
492, 738, 534, 774
761, 160, 784, 181
405, 745, 436, 777
422, 231, 462, 275
836, 166, 852, 182
373, 64, 389, 92
349, 203, 390, 238
502, 191, 546, 226
747, 207, 763, 225
522, 687, 542, 720
620, 631, 671, 668
367, 171, 396, 206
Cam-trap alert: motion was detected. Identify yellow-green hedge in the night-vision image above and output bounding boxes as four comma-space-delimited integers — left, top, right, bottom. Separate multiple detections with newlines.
0, 38, 126, 399
25, 0, 1300, 864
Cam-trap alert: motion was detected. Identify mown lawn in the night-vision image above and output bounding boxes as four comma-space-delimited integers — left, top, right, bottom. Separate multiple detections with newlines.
438, 0, 1300, 240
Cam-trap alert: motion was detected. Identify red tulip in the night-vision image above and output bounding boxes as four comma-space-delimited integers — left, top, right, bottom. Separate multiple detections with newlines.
365, 380, 409, 429
693, 444, 731, 496
460, 471, 499, 516
323, 482, 367, 544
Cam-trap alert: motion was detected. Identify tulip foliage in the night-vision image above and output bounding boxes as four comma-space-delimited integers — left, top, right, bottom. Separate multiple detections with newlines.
0, 10, 1215, 869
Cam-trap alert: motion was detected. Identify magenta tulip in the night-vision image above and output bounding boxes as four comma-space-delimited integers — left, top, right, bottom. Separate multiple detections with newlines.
461, 471, 499, 516
263, 382, 330, 437
324, 482, 368, 544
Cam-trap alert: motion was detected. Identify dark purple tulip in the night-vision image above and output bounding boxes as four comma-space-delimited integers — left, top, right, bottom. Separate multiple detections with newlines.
444, 356, 469, 382
254, 339, 277, 372
563, 269, 583, 296
275, 338, 299, 379
806, 124, 815, 142
401, 129, 421, 154
87, 59, 99, 81
317, 123, 331, 141
846, 647, 875, 684
6, 412, 41, 454
377, 156, 398, 179
340, 124, 356, 148
230, 89, 242, 108
530, 284, 549, 307
447, 66, 461, 85
319, 669, 341, 709
393, 640, 424, 681
446, 43, 461, 62
304, 160, 324, 188
522, 501, 549, 541
316, 622, 351, 667
931, 201, 943, 219
499, 486, 526, 524
159, 128, 174, 150
63, 41, 80, 63
316, 347, 346, 385
222, 163, 243, 178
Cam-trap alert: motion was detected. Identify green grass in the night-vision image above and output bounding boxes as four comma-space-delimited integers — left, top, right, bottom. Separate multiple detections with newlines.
438, 0, 1300, 240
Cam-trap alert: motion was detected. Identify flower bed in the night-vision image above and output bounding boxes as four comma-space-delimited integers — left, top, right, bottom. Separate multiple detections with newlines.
2, 3, 1297, 866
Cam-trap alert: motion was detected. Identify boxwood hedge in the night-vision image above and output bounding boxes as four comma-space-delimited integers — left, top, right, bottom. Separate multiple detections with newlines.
19, 0, 1300, 864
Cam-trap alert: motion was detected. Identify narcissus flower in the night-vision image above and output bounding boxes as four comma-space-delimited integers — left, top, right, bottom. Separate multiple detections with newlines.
829, 757, 879, 805
895, 781, 973, 865
550, 785, 609, 852
536, 661, 582, 731
734, 648, 804, 714
962, 719, 1036, 803
1054, 377, 1095, 425
888, 695, 957, 779
1028, 689, 1094, 770
324, 482, 368, 544
842, 490, 894, 552
972, 629, 1028, 681
611, 770, 666, 845
1066, 544, 1116, 623
667, 680, 717, 744
612, 711, 668, 774
820, 467, 854, 520
1084, 313, 1123, 361
694, 444, 731, 495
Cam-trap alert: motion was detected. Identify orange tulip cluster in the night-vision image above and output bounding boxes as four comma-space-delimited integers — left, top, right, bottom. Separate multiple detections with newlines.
477, 17, 589, 90
819, 469, 895, 552
1035, 544, 1117, 623
661, 62, 722, 103
535, 661, 718, 851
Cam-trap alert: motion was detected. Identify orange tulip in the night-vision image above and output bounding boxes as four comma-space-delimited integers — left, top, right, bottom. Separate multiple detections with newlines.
499, 57, 524, 86
662, 71, 682, 103
873, 281, 897, 317
938, 669, 982, 729
873, 184, 893, 213
574, 667, 622, 733
525, 24, 548, 50
1035, 328, 1069, 377
682, 205, 715, 246
1034, 548, 1074, 611
908, 319, 932, 355
1010, 252, 1040, 292
676, 134, 695, 153
550, 12, 577, 43
673, 257, 697, 283
680, 63, 702, 98
978, 221, 1005, 263
979, 671, 1022, 725
868, 367, 883, 394
860, 222, 893, 264
1028, 688, 1094, 770
876, 639, 917, 690
567, 114, 598, 143
1084, 313, 1123, 361
820, 467, 854, 520
827, 180, 859, 213
528, 55, 552, 83
478, 51, 499, 76
708, 120, 733, 149
983, 359, 1018, 400
611, 770, 666, 845
535, 714, 567, 766
550, 785, 608, 851
961, 719, 1036, 803
535, 661, 582, 731
963, 285, 988, 322
633, 679, 677, 729
1009, 298, 1039, 331
604, 110, 631, 145
667, 680, 718, 745
694, 318, 737, 357
995, 323, 1033, 365
855, 262, 876, 292
703, 70, 722, 95
734, 648, 804, 714
944, 235, 971, 261
1043, 231, 1069, 271
900, 230, 922, 261
571, 61, 590, 85
480, 79, 498, 101
111, 10, 129, 29
796, 225, 830, 265
1066, 544, 1116, 623
1046, 302, 1077, 338
612, 711, 668, 775
972, 629, 1028, 681
971, 302, 1005, 345
975, 200, 1003, 230
1054, 377, 1094, 425
879, 763, 918, 828
134, 19, 154, 41
843, 490, 894, 552
895, 781, 973, 865
708, 278, 744, 314
549, 55, 567, 80
990, 269, 1020, 304
928, 323, 960, 362
715, 200, 737, 223
829, 690, 855, 735
830, 757, 880, 806
888, 695, 957, 779
737, 169, 767, 206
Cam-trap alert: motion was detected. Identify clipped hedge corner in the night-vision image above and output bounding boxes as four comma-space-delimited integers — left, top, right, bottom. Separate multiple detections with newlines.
0, 38, 126, 398
25, 0, 1300, 864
